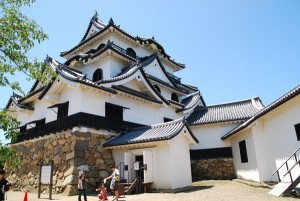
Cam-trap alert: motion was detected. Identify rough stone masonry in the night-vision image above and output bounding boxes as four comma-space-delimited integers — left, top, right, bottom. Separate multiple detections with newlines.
5, 130, 115, 196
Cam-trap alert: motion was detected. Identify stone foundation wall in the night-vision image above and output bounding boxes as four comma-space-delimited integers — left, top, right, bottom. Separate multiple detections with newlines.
191, 158, 236, 181
5, 130, 114, 195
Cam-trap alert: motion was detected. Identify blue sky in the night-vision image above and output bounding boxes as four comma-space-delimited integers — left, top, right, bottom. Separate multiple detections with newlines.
1, 0, 300, 143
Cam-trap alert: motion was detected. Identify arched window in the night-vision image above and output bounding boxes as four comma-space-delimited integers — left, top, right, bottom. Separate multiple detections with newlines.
93, 68, 103, 82
126, 48, 136, 58
171, 93, 179, 102
154, 85, 161, 93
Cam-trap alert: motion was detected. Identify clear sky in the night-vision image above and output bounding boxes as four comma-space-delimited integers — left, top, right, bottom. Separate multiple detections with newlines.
1, 0, 300, 143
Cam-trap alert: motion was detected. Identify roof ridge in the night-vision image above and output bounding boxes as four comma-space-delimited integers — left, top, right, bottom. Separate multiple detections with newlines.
151, 117, 185, 128
205, 97, 260, 108
222, 84, 300, 140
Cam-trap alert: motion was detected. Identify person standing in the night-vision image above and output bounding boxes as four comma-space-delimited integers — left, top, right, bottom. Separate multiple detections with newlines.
78, 171, 88, 201
105, 165, 119, 201
0, 170, 10, 201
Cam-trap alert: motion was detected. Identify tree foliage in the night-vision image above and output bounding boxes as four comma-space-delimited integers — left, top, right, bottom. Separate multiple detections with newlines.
0, 0, 50, 167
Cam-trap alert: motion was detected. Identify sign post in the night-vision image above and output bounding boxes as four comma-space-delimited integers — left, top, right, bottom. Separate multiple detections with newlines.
38, 160, 54, 200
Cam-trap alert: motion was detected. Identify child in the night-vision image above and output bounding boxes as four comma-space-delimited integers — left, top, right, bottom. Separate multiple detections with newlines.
96, 183, 108, 201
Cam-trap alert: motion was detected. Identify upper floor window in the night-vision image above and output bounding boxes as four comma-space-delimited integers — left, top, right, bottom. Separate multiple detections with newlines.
164, 118, 173, 123
126, 48, 136, 58
295, 123, 300, 141
239, 140, 248, 163
57, 102, 69, 119
105, 103, 123, 121
171, 93, 179, 102
35, 119, 45, 133
93, 68, 103, 82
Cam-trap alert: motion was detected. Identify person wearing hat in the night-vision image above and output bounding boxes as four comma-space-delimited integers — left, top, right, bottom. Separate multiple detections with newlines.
78, 171, 89, 201
0, 170, 10, 201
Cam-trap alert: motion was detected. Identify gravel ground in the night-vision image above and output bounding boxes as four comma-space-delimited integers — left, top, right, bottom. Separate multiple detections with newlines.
6, 180, 298, 201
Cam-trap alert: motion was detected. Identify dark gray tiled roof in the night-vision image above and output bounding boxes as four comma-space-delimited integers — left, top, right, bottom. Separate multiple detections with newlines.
176, 91, 202, 113
222, 85, 300, 140
102, 118, 198, 147
6, 93, 34, 110
187, 97, 264, 126
60, 17, 184, 69
46, 56, 117, 94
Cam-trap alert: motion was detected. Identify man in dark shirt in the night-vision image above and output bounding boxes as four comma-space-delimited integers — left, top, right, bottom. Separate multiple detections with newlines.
0, 170, 9, 201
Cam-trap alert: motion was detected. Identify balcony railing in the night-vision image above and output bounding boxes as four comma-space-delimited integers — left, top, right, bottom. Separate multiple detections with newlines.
15, 112, 143, 143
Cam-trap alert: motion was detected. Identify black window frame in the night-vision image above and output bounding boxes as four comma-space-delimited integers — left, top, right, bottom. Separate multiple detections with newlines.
164, 117, 173, 123
93, 68, 103, 82
295, 123, 300, 141
57, 102, 69, 119
171, 93, 179, 102
105, 102, 123, 121
239, 140, 248, 163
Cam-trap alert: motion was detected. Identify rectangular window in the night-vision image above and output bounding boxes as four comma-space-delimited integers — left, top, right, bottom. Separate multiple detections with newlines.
295, 123, 300, 141
105, 103, 123, 121
164, 118, 173, 123
35, 119, 45, 133
57, 102, 69, 119
239, 140, 248, 163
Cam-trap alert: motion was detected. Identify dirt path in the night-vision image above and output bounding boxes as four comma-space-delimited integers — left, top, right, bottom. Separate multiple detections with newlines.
7, 180, 298, 201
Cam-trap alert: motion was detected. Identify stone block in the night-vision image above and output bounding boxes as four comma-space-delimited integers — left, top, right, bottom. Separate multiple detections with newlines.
71, 140, 89, 151
66, 151, 85, 160
53, 155, 62, 165
102, 152, 112, 159
58, 139, 67, 145
69, 158, 86, 166
63, 184, 78, 196
96, 145, 105, 153
64, 166, 78, 177
63, 174, 78, 186
61, 145, 71, 153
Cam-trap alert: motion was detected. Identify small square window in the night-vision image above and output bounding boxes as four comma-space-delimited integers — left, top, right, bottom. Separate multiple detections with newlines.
294, 123, 300, 141
239, 140, 248, 163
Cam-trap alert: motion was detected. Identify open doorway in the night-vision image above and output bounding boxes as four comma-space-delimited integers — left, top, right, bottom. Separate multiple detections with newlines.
135, 155, 144, 180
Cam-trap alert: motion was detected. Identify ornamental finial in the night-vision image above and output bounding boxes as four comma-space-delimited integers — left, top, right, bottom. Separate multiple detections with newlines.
92, 11, 98, 20
108, 17, 114, 25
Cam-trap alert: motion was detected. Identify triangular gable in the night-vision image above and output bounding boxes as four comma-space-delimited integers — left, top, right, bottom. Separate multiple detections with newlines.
141, 53, 178, 89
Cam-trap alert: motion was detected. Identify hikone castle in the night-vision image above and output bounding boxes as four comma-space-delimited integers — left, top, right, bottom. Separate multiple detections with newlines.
5, 12, 300, 196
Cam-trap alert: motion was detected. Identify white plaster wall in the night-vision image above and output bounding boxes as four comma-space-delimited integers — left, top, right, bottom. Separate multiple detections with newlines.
81, 57, 110, 81
152, 142, 172, 189
15, 99, 56, 127
254, 97, 300, 181
231, 129, 261, 182
169, 133, 193, 189
190, 124, 236, 150
109, 58, 128, 78
59, 85, 81, 116
143, 59, 173, 85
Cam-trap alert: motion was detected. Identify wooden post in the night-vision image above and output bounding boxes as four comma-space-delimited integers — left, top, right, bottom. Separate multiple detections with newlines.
49, 160, 54, 200
38, 161, 43, 198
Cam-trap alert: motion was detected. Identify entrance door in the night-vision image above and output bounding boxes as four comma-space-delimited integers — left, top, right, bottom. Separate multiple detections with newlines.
143, 150, 154, 183
135, 155, 144, 179
124, 152, 133, 182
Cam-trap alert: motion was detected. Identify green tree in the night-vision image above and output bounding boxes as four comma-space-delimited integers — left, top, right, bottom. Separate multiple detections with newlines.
0, 0, 49, 167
